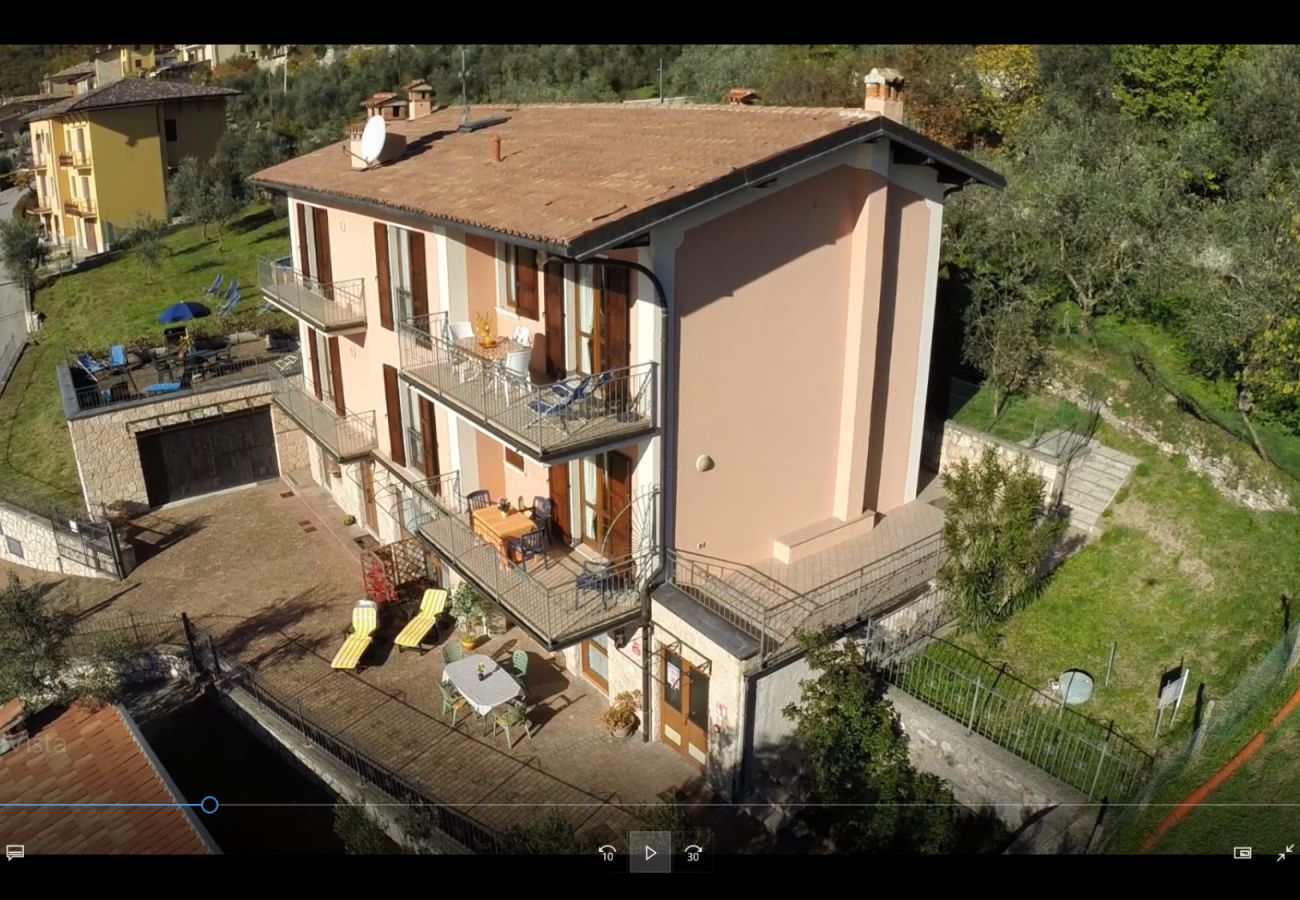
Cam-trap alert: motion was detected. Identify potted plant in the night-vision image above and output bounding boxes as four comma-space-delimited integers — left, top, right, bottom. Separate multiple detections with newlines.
472, 311, 496, 348
259, 319, 299, 352
451, 583, 486, 651
497, 497, 511, 519
343, 513, 357, 526
601, 690, 641, 738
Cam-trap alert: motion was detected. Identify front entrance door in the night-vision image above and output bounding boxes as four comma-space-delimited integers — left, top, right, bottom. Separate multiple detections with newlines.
581, 634, 610, 693
659, 649, 708, 770
361, 461, 378, 531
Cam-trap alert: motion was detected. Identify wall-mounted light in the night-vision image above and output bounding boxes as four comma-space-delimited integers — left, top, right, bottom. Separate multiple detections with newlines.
696, 454, 715, 472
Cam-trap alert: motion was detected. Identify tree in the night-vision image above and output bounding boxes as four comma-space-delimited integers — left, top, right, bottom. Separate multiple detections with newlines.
0, 216, 48, 295
1240, 314, 1300, 432
1113, 44, 1244, 130
167, 156, 210, 238
123, 215, 169, 282
938, 448, 1067, 634
1036, 45, 1116, 117
332, 803, 395, 854
499, 810, 585, 854
782, 632, 959, 854
961, 289, 1051, 419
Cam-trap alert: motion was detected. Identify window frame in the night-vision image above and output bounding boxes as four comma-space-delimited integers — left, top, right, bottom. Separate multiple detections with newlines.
501, 243, 517, 312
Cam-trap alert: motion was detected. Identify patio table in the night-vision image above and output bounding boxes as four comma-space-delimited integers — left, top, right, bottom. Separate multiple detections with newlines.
442, 654, 522, 719
470, 506, 535, 563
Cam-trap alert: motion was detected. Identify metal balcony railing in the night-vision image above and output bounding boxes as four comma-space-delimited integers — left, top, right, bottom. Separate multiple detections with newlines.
63, 198, 96, 216
257, 256, 367, 332
398, 312, 657, 461
69, 150, 91, 167
404, 471, 650, 649
268, 365, 377, 460
58, 152, 73, 166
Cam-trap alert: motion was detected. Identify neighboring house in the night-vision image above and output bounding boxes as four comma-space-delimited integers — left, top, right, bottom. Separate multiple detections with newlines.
176, 44, 264, 68
0, 94, 47, 145
92, 45, 175, 85
0, 701, 217, 854
23, 79, 238, 254
41, 60, 96, 97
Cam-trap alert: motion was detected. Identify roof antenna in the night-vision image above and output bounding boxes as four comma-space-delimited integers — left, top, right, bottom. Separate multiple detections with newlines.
459, 46, 469, 126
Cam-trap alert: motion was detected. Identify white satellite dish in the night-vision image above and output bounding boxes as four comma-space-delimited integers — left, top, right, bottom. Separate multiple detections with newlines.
359, 115, 387, 164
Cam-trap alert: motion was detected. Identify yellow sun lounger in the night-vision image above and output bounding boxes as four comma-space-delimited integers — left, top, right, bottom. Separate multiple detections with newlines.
331, 602, 379, 670
395, 588, 449, 653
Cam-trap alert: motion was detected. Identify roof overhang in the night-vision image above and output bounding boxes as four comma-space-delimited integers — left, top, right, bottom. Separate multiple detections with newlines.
251, 113, 1004, 259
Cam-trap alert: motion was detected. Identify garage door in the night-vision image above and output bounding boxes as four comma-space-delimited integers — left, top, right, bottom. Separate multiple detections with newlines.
137, 407, 279, 507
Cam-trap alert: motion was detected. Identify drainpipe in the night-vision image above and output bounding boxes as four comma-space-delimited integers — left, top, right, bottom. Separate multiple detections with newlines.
546, 253, 670, 744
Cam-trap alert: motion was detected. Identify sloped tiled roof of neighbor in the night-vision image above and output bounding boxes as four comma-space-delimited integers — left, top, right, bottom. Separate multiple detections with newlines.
48, 60, 95, 79
25, 79, 238, 122
252, 102, 1003, 258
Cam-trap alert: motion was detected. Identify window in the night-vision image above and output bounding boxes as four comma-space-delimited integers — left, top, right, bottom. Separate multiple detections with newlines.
313, 330, 332, 399
164, 119, 177, 142
405, 385, 424, 469
134, 44, 141, 51
5, 536, 22, 559
134, 59, 142, 69
387, 225, 413, 323
501, 243, 517, 311
581, 635, 610, 692
504, 447, 524, 472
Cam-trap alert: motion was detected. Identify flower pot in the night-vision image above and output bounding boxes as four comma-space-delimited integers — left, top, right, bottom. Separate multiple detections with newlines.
460, 635, 477, 652
611, 719, 636, 738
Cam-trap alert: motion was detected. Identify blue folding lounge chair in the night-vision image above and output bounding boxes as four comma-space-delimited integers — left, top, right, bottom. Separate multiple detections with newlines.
526, 376, 591, 433
218, 292, 240, 315
223, 280, 240, 302
205, 274, 224, 296
144, 382, 183, 395
109, 345, 127, 368
75, 352, 108, 379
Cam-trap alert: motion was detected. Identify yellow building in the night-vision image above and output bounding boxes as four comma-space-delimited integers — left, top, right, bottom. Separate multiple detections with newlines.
25, 79, 238, 255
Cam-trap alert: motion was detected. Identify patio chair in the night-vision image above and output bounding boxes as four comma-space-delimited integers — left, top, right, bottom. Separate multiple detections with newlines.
512, 649, 529, 679
218, 293, 241, 315
526, 376, 592, 434
204, 273, 224, 296
576, 559, 617, 608
511, 325, 530, 347
528, 497, 554, 545
330, 602, 378, 670
505, 528, 548, 570
438, 680, 470, 728
395, 588, 448, 653
224, 279, 240, 301
448, 320, 475, 342
492, 700, 533, 749
75, 352, 108, 380
466, 489, 492, 512
494, 348, 532, 402
109, 345, 127, 369
442, 642, 465, 665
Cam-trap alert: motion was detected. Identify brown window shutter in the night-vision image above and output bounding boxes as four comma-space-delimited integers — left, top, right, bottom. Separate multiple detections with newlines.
296, 203, 310, 275
312, 207, 332, 285
418, 395, 439, 478
328, 337, 345, 416
544, 260, 565, 379
548, 463, 571, 544
410, 231, 429, 321
604, 267, 630, 372
383, 364, 405, 467
605, 452, 632, 559
374, 222, 392, 331
515, 247, 539, 320
307, 327, 322, 400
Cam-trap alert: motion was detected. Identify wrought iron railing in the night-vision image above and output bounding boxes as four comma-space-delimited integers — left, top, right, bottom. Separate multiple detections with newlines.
69, 150, 91, 167
268, 364, 377, 460
63, 197, 96, 216
405, 470, 650, 647
663, 550, 803, 660
257, 256, 367, 330
397, 312, 657, 458
68, 352, 277, 413
57, 152, 73, 166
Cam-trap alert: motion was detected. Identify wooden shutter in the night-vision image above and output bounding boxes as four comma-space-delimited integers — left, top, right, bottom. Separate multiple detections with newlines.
383, 364, 405, 467
312, 207, 332, 286
515, 247, 539, 320
410, 231, 429, 321
328, 337, 345, 416
544, 260, 565, 379
604, 267, 630, 373
374, 222, 392, 331
605, 452, 632, 560
296, 203, 310, 274
549, 463, 571, 544
418, 395, 438, 478
307, 327, 322, 400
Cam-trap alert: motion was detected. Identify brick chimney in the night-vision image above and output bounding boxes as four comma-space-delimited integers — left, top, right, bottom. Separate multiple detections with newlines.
404, 79, 434, 120
346, 120, 368, 170
864, 67, 905, 122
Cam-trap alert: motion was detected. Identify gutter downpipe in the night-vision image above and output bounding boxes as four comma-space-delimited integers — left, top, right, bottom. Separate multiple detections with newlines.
547, 253, 669, 745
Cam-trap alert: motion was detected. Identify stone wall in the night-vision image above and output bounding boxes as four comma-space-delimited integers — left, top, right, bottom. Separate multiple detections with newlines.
67, 380, 275, 511
0, 498, 111, 579
271, 404, 311, 482
939, 421, 1064, 504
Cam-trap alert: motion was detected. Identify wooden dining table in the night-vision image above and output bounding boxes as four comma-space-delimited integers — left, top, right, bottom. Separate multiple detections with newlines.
471, 506, 536, 563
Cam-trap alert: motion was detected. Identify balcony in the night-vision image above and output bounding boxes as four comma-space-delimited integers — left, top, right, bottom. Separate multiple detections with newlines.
58, 152, 73, 166
257, 256, 367, 334
404, 472, 651, 649
268, 365, 377, 461
398, 313, 657, 463
63, 198, 96, 217
30, 157, 47, 171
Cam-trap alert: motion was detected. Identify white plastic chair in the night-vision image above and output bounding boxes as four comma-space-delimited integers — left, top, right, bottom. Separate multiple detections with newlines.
447, 321, 477, 383
512, 325, 530, 347
497, 349, 532, 401
449, 321, 475, 341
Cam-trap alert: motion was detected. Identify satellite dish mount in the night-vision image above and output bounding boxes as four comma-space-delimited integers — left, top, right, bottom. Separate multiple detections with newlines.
350, 115, 387, 169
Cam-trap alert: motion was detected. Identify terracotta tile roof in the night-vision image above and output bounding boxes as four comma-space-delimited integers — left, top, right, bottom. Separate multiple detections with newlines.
362, 92, 400, 108
25, 79, 237, 123
0, 704, 215, 855
253, 102, 1000, 256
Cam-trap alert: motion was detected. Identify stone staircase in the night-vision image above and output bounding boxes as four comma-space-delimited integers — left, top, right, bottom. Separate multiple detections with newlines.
1059, 443, 1140, 533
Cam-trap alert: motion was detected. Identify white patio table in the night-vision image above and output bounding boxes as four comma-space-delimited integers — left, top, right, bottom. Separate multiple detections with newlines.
442, 654, 522, 722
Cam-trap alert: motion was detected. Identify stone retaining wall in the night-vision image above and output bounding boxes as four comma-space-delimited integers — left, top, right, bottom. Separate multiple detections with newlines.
938, 421, 1064, 504
0, 498, 111, 579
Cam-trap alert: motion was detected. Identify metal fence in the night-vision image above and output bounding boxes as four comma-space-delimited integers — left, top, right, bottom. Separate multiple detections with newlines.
257, 256, 366, 329
882, 638, 1154, 801
268, 364, 377, 459
69, 352, 277, 413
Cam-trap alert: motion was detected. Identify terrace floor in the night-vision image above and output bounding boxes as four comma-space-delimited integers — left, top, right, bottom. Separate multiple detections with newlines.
4, 482, 699, 843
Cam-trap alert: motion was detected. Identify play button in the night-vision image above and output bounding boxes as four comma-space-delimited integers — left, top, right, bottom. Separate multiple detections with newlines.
645, 846, 657, 861
628, 831, 672, 873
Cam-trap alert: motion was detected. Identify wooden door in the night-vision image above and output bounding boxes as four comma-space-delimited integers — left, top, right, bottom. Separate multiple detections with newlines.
382, 364, 405, 467
581, 635, 610, 693
417, 395, 439, 478
602, 267, 630, 373
311, 207, 332, 285
307, 327, 322, 400
296, 203, 311, 274
327, 337, 345, 416
548, 463, 571, 544
659, 649, 708, 770
605, 451, 632, 560
544, 260, 565, 380
361, 462, 378, 531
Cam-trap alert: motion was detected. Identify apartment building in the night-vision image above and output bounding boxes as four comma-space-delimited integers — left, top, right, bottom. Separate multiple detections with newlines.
41, 61, 96, 97
249, 72, 1001, 793
25, 79, 237, 253
177, 44, 265, 67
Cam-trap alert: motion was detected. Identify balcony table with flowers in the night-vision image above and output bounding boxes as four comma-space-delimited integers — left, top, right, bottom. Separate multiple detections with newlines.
470, 503, 536, 563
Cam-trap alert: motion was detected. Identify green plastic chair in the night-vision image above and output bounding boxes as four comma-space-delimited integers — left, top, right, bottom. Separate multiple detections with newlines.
493, 700, 533, 748
512, 649, 528, 678
439, 680, 469, 727
443, 642, 466, 665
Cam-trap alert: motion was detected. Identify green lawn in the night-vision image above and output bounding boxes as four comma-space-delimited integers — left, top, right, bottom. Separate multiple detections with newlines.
0, 206, 290, 510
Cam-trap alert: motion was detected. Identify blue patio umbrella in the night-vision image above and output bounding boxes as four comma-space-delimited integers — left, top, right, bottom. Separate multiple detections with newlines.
157, 301, 212, 324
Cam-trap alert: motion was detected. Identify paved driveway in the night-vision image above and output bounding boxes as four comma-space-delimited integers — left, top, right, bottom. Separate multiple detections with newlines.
0, 187, 29, 390
2, 481, 701, 843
